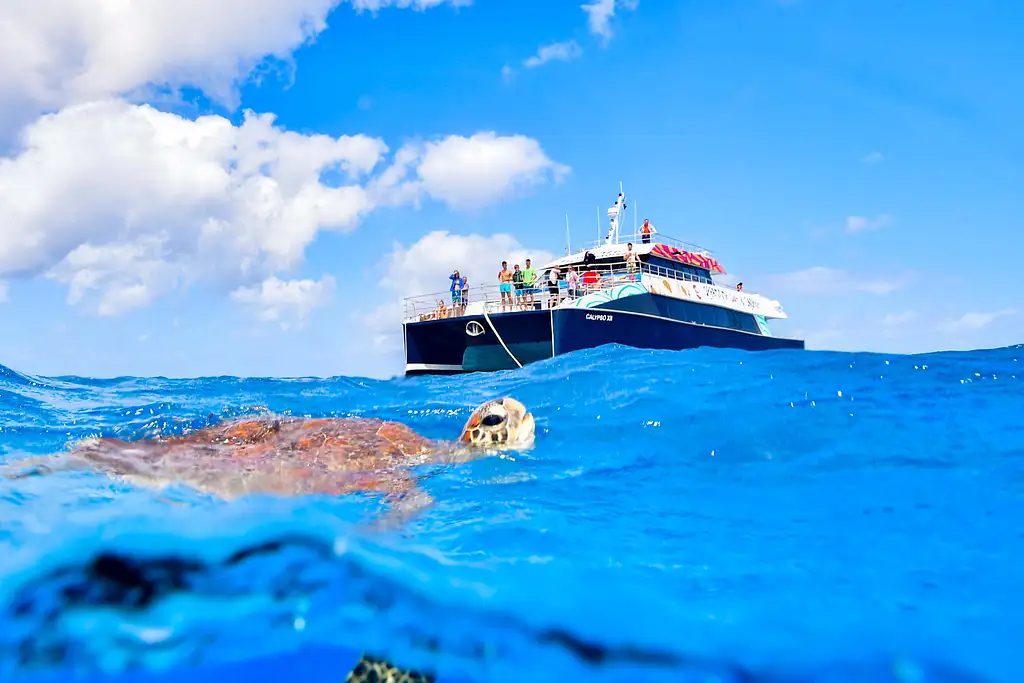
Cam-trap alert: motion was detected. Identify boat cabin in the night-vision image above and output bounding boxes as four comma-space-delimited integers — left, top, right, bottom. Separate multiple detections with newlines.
538, 239, 722, 294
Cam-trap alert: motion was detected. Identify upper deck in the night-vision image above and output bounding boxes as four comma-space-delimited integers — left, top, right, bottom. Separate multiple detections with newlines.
403, 258, 786, 323
541, 188, 725, 275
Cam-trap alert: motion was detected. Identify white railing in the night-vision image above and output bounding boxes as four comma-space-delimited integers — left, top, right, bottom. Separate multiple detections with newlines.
578, 231, 714, 256
403, 260, 727, 322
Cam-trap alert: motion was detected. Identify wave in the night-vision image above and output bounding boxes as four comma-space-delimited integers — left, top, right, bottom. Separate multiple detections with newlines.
0, 345, 1021, 681
0, 512, 992, 683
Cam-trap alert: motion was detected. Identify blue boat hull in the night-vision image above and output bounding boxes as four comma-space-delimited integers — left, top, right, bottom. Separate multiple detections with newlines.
550, 305, 805, 356
403, 294, 804, 376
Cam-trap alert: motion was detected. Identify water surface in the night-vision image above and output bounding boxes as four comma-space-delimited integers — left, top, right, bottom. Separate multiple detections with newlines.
1, 345, 1021, 682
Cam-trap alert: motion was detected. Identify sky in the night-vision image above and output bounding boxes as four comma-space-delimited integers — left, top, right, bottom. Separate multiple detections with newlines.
0, 0, 1021, 379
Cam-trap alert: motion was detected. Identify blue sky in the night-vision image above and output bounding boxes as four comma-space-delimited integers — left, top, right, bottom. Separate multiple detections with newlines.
0, 0, 1021, 379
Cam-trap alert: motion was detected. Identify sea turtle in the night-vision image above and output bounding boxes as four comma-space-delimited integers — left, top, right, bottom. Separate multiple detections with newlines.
7, 396, 534, 502
3, 396, 536, 683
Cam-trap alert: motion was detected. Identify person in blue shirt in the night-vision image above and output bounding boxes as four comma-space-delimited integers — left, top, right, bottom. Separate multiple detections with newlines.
449, 270, 463, 315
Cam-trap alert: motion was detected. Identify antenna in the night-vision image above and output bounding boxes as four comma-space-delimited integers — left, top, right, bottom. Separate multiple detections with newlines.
596, 205, 600, 242
565, 213, 571, 255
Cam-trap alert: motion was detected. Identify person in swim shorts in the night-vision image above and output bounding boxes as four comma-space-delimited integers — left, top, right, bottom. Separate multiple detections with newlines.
522, 258, 536, 309
498, 261, 513, 312
512, 264, 524, 310
449, 270, 463, 313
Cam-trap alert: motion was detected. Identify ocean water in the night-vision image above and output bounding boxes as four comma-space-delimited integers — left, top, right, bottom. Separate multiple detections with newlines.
1, 344, 1022, 683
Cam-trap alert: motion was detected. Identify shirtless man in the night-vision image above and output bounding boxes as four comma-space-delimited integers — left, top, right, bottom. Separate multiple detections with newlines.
624, 242, 639, 276
497, 260, 514, 312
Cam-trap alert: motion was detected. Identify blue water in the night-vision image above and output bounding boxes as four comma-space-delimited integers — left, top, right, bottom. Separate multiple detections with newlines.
1, 345, 1022, 683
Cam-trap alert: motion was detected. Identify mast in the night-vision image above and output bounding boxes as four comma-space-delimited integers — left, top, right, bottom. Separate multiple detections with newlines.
604, 181, 627, 245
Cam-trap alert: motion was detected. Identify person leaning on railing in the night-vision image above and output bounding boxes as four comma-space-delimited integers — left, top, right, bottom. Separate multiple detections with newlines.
640, 218, 656, 244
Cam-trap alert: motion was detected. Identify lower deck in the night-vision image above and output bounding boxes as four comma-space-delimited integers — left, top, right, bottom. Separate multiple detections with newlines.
403, 292, 804, 376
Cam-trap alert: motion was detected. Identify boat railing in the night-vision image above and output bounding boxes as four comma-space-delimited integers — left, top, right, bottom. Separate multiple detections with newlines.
403, 260, 730, 322
579, 231, 713, 255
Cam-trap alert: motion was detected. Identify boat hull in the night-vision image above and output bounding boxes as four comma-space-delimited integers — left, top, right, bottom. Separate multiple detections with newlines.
403, 294, 804, 376
550, 305, 804, 357
404, 310, 552, 376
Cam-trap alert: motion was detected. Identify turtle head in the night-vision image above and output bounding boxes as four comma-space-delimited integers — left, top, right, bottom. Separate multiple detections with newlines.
459, 397, 535, 450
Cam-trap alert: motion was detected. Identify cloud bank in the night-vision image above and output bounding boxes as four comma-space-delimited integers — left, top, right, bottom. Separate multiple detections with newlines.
0, 101, 566, 316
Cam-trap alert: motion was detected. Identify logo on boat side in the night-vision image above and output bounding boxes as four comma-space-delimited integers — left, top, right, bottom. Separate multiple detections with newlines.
466, 321, 485, 336
585, 313, 614, 322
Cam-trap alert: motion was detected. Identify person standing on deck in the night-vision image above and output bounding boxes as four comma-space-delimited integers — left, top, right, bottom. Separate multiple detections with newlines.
566, 265, 580, 300
640, 218, 656, 244
512, 264, 525, 310
449, 270, 463, 313
624, 243, 639, 276
547, 265, 561, 308
460, 276, 469, 314
522, 259, 537, 310
497, 261, 513, 312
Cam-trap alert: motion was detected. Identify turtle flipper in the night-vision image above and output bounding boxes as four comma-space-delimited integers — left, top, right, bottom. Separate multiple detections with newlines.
383, 482, 435, 519
0, 452, 94, 480
345, 654, 435, 683
362, 475, 435, 530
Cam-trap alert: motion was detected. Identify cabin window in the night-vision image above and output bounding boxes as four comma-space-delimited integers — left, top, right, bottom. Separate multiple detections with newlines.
676, 301, 759, 333
645, 258, 713, 284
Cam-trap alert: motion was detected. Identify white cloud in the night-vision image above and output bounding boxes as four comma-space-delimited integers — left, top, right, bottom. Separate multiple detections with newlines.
364, 231, 553, 355
503, 0, 630, 80
0, 0, 462, 105
581, 0, 638, 43
0, 0, 468, 138
845, 214, 891, 233
379, 132, 570, 211
231, 274, 336, 328
939, 308, 1016, 334
0, 100, 566, 318
860, 151, 884, 164
769, 266, 908, 296
523, 41, 584, 69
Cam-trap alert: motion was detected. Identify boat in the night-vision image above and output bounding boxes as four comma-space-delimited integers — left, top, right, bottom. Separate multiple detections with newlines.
401, 184, 805, 376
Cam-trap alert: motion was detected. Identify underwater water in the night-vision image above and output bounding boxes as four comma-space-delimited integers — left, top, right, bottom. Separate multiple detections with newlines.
1, 344, 1023, 683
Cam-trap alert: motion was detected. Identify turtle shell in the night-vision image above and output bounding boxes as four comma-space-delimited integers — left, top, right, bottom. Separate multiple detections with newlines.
67, 416, 440, 499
